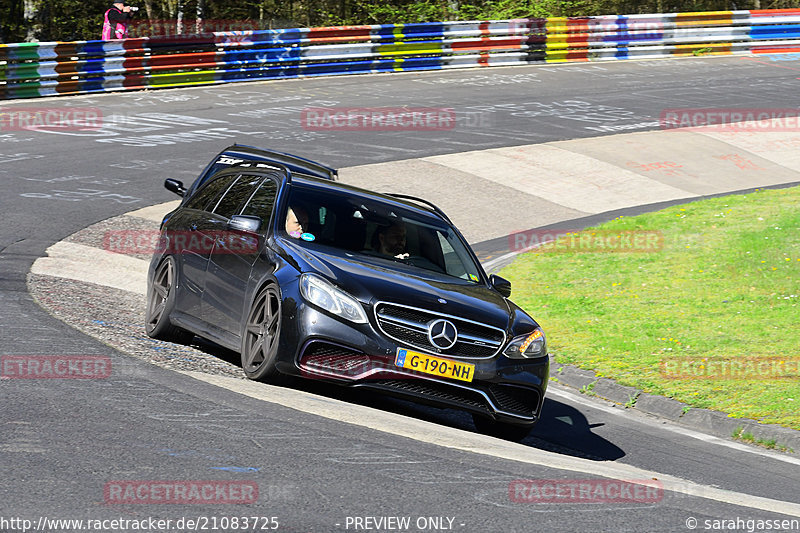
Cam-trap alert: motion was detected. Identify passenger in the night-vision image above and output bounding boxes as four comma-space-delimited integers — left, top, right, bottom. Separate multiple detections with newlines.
285, 206, 309, 238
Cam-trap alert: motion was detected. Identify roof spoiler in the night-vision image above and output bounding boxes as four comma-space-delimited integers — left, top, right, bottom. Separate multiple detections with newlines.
229, 144, 338, 181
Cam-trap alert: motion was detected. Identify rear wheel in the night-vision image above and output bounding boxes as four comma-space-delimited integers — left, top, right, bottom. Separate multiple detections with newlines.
145, 256, 193, 343
241, 284, 283, 382
472, 414, 533, 442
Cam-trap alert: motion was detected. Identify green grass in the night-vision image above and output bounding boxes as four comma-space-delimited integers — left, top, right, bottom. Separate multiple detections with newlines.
732, 427, 793, 453
501, 186, 800, 430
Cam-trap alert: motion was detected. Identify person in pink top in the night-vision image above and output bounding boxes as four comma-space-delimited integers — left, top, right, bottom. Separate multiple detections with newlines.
102, 2, 135, 40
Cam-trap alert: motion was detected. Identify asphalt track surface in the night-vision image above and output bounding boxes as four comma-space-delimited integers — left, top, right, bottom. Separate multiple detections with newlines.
2, 56, 800, 532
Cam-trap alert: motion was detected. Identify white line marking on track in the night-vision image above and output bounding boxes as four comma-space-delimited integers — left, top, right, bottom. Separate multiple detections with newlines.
546, 385, 800, 467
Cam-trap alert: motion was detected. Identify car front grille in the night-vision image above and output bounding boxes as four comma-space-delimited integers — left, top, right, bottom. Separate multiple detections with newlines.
365, 379, 491, 413
362, 379, 539, 420
374, 302, 506, 359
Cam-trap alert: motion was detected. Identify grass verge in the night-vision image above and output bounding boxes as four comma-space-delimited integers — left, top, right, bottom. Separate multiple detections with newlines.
732, 427, 793, 453
501, 186, 800, 430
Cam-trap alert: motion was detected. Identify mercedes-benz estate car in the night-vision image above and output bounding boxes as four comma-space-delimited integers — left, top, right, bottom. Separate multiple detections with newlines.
146, 144, 549, 439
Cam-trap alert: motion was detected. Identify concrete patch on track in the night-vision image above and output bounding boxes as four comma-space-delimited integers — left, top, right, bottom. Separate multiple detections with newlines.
564, 130, 800, 194
698, 130, 800, 173
422, 144, 694, 214
30, 241, 147, 294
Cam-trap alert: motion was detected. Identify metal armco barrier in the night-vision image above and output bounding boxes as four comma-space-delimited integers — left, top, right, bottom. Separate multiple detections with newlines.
2, 9, 800, 100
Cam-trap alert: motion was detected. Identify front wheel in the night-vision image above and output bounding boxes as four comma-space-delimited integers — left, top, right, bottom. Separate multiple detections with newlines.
145, 256, 193, 343
472, 414, 533, 442
241, 284, 283, 382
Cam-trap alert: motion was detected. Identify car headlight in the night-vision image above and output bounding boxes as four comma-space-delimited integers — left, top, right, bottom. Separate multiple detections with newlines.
504, 328, 547, 359
299, 273, 367, 324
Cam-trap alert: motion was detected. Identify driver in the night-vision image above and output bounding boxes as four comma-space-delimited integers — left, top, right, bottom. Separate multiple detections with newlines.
376, 222, 407, 258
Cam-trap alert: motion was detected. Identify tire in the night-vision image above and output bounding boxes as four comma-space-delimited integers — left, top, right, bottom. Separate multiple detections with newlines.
145, 256, 193, 343
241, 284, 284, 382
472, 414, 533, 442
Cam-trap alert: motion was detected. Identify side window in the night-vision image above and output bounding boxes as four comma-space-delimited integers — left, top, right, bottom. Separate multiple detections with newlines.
184, 173, 237, 212
439, 232, 467, 278
213, 174, 262, 219
241, 178, 278, 231
191, 156, 247, 194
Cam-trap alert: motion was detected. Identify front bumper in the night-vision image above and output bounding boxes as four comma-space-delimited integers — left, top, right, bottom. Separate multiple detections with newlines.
276, 301, 549, 426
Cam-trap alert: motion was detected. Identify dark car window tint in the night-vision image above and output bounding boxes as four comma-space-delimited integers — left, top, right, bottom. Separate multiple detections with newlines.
213, 174, 262, 220
284, 186, 482, 282
241, 179, 278, 231
185, 173, 237, 212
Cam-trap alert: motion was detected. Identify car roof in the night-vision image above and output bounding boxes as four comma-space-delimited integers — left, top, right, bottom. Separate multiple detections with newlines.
220, 144, 338, 181
193, 146, 452, 224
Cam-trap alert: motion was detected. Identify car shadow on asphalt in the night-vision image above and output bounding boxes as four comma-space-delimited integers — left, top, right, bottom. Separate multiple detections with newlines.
293, 381, 625, 461
187, 337, 625, 461
528, 398, 625, 461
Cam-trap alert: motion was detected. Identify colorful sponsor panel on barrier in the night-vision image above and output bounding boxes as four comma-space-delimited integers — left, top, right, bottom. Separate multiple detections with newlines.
3, 10, 800, 99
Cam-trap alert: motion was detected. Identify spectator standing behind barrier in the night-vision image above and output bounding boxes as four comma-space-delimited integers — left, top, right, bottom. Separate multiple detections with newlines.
102, 2, 136, 40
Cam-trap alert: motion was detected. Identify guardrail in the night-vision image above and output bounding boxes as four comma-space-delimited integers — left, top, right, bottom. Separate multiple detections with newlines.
2, 9, 800, 100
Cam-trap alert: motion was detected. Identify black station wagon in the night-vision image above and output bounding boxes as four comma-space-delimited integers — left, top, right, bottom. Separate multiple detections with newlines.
146, 145, 549, 439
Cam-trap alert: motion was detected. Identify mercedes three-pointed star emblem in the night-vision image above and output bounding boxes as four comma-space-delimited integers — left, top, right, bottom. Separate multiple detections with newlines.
427, 318, 458, 350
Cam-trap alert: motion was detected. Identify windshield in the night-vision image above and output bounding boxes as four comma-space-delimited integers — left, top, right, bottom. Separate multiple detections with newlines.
281, 185, 483, 283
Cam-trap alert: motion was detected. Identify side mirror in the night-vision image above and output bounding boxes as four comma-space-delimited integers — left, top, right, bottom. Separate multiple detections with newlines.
228, 215, 262, 233
164, 178, 186, 197
489, 274, 512, 298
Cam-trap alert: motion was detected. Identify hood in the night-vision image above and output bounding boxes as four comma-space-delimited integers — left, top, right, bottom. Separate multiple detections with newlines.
281, 239, 513, 330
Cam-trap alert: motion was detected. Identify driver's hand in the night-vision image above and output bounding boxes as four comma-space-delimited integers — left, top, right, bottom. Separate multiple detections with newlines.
122, 6, 131, 12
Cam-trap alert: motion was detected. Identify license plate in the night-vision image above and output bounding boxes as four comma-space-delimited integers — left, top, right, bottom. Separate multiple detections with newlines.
394, 348, 475, 382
